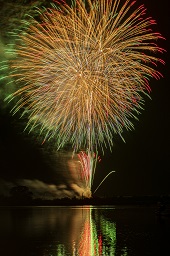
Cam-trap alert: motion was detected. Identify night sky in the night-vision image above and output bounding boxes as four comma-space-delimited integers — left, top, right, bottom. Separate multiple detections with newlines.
0, 0, 169, 198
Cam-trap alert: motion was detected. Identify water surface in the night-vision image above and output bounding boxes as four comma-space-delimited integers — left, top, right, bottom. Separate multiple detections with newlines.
0, 205, 170, 255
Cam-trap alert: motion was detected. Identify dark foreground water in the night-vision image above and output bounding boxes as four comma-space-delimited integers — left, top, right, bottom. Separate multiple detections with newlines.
0, 205, 170, 256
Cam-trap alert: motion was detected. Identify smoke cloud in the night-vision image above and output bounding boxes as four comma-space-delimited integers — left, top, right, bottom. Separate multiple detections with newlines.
0, 178, 91, 199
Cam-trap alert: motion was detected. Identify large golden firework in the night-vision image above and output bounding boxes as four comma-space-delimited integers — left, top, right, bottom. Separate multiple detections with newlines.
6, 0, 165, 153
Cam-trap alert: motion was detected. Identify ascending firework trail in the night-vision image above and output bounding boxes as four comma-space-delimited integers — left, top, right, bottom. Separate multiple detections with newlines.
4, 0, 165, 195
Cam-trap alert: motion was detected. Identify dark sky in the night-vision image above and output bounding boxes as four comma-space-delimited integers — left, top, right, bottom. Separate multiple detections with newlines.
0, 0, 169, 198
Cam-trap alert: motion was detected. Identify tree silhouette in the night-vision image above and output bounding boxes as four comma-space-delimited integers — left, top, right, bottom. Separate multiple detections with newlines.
10, 186, 33, 204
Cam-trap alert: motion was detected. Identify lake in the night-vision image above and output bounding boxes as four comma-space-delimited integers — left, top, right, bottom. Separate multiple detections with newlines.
0, 205, 170, 255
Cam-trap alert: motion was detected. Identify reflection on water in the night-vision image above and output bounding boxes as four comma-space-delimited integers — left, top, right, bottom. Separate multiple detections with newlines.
0, 205, 170, 255
76, 206, 117, 256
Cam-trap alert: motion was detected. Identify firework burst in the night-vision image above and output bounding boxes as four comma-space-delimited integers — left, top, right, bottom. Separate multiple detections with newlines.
4, 0, 165, 194
6, 0, 165, 153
